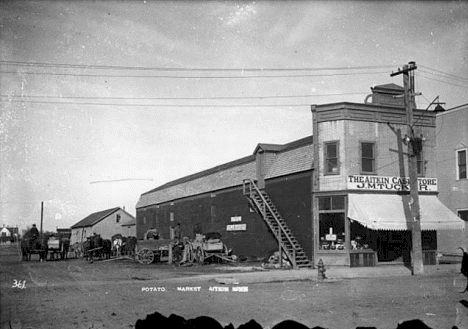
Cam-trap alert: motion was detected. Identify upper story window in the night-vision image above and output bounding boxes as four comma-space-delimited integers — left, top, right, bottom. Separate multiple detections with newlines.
457, 149, 467, 180
116, 214, 121, 223
416, 152, 425, 176
458, 209, 468, 221
325, 141, 339, 175
361, 142, 375, 174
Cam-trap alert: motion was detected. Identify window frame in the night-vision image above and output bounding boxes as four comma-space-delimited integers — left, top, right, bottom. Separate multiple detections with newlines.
457, 149, 467, 180
116, 214, 121, 223
416, 150, 425, 177
360, 141, 376, 174
458, 209, 468, 222
324, 141, 340, 175
317, 195, 347, 252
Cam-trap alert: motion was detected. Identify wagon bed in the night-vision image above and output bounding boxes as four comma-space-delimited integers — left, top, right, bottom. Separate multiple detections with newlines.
136, 239, 179, 264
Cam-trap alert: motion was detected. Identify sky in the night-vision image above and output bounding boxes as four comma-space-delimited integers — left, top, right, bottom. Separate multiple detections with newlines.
1, 1, 467, 232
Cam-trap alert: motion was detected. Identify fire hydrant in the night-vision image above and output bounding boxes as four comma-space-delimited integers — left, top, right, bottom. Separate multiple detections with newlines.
317, 259, 326, 281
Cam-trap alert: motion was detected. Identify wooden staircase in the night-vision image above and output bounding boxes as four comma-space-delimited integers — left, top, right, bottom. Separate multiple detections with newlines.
243, 179, 312, 269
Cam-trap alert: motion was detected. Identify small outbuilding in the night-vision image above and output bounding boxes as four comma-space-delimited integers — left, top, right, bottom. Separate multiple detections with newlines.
70, 207, 135, 244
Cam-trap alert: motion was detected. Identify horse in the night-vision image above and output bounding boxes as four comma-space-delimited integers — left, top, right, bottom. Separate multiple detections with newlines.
121, 236, 137, 258
20, 236, 47, 262
111, 234, 123, 257
102, 239, 112, 259
85, 234, 103, 263
70, 242, 84, 259
60, 238, 71, 260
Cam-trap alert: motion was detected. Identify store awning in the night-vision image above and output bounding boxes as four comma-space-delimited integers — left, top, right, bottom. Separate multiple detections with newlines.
348, 194, 465, 231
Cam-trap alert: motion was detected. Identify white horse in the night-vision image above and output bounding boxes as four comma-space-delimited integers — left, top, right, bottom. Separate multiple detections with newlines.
113, 238, 123, 257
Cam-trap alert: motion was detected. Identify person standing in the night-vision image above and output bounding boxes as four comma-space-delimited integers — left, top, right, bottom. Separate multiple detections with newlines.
174, 223, 181, 239
193, 223, 202, 238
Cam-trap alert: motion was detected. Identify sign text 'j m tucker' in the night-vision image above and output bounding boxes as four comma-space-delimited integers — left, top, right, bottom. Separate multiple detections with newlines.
347, 175, 437, 191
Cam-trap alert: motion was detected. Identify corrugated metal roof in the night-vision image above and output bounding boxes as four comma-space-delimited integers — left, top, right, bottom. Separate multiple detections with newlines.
71, 207, 120, 229
142, 155, 255, 196
136, 135, 314, 209
136, 160, 257, 208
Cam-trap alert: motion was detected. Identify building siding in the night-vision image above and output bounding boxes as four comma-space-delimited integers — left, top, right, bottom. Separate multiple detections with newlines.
265, 171, 313, 259
436, 105, 468, 250
136, 186, 279, 258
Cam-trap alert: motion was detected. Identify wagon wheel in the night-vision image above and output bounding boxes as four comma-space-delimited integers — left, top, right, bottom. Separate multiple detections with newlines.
187, 243, 194, 262
137, 248, 154, 265
195, 247, 205, 264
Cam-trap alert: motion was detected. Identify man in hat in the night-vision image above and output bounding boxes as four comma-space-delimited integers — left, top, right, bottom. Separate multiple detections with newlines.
29, 224, 39, 239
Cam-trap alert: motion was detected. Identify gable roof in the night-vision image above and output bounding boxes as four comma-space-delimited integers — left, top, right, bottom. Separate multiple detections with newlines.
136, 135, 314, 209
71, 207, 121, 229
253, 143, 284, 154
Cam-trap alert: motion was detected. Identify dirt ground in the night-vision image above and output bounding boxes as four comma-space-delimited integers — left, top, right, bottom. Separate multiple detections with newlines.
0, 243, 464, 329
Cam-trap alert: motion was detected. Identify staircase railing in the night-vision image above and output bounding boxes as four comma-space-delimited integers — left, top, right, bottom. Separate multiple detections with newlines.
243, 179, 297, 268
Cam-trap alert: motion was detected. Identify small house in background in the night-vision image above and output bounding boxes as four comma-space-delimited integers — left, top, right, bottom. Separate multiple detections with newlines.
70, 207, 135, 244
1, 225, 19, 243
56, 228, 72, 239
121, 218, 136, 237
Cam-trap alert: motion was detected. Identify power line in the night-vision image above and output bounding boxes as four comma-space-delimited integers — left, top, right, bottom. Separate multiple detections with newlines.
0, 70, 389, 79
416, 72, 468, 89
0, 60, 395, 72
1, 92, 368, 101
418, 65, 468, 83
0, 99, 315, 107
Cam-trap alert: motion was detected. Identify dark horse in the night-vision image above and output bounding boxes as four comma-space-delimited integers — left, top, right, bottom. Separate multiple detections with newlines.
84, 234, 103, 263
21, 233, 47, 261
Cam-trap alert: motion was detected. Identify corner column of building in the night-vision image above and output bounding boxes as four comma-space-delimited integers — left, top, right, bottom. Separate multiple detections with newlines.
311, 104, 318, 268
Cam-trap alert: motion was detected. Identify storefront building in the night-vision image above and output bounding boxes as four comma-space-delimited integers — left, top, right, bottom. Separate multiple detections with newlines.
311, 85, 465, 266
136, 84, 464, 268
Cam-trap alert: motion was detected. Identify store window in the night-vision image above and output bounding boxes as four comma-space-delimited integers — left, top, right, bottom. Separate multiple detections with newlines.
361, 142, 375, 174
318, 195, 346, 251
325, 141, 339, 175
457, 149, 467, 180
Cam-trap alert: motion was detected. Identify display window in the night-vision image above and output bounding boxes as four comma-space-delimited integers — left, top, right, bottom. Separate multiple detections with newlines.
318, 195, 346, 251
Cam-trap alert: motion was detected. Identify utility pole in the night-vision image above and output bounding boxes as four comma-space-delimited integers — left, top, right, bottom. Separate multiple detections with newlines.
40, 201, 44, 240
390, 61, 424, 275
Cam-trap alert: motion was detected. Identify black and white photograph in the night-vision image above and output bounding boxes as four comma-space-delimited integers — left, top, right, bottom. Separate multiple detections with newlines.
1, 1, 468, 328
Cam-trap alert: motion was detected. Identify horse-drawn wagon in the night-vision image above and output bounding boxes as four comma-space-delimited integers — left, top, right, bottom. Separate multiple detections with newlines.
136, 239, 183, 264
183, 233, 235, 265
135, 231, 236, 266
45, 236, 71, 260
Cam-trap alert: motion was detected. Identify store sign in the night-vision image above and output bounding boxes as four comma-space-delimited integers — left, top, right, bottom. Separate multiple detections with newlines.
230, 216, 242, 222
325, 234, 337, 241
347, 175, 437, 191
227, 224, 246, 231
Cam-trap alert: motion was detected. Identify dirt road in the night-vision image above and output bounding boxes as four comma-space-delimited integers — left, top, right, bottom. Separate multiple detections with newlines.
0, 243, 464, 329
